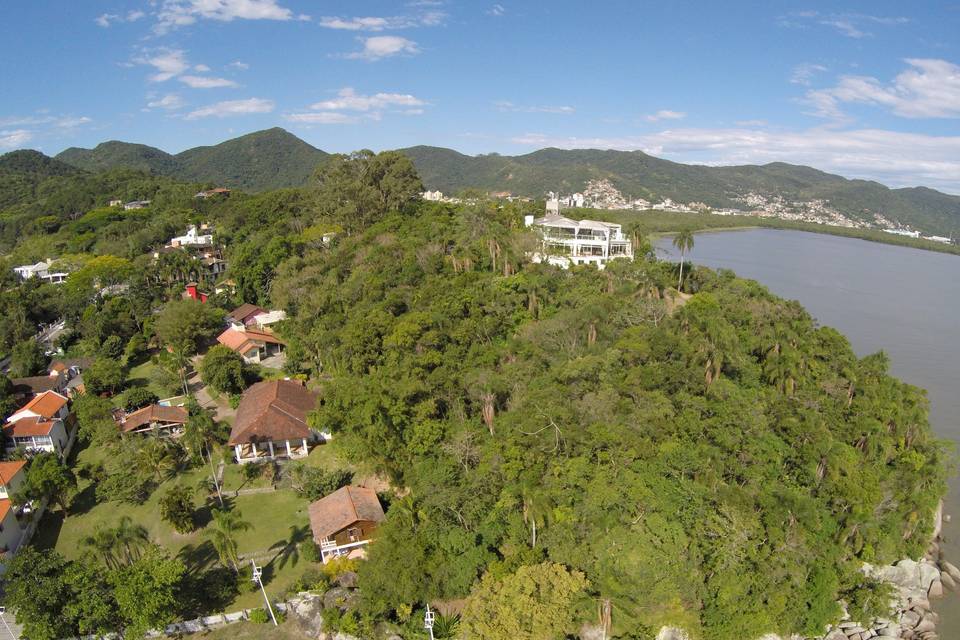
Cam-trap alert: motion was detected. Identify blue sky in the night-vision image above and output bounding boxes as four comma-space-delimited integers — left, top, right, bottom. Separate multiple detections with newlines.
2, 1, 959, 191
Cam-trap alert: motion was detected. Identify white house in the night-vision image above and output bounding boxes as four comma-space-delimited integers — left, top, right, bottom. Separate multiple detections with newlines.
0, 462, 27, 501
123, 200, 151, 210
169, 225, 213, 247
526, 213, 633, 269
0, 499, 25, 574
12, 260, 69, 284
4, 391, 73, 456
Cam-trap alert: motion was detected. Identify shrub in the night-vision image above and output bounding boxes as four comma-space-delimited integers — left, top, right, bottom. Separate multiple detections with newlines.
199, 345, 247, 395
158, 484, 195, 533
123, 388, 159, 412
286, 463, 353, 501
96, 469, 152, 504
301, 541, 321, 564
248, 608, 269, 624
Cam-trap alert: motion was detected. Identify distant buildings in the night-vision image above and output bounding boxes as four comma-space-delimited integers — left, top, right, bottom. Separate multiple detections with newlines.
526, 213, 633, 269
12, 259, 69, 284
195, 187, 231, 199
422, 190, 444, 201
169, 225, 214, 248
123, 200, 151, 210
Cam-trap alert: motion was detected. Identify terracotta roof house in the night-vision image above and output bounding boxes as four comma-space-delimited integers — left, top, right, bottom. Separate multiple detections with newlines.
228, 380, 321, 463
0, 461, 27, 500
227, 303, 267, 326
309, 486, 385, 563
7, 391, 69, 423
117, 404, 189, 436
49, 357, 93, 377
3, 416, 71, 456
11, 373, 65, 401
217, 326, 285, 364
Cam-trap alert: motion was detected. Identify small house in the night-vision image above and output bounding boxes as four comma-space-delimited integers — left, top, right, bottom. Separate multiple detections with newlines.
116, 404, 189, 437
7, 391, 69, 424
227, 303, 267, 327
308, 486, 385, 563
217, 326, 285, 364
0, 461, 27, 501
0, 499, 26, 574
2, 417, 71, 456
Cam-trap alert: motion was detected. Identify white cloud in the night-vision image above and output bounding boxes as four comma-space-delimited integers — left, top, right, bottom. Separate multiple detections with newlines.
780, 11, 910, 39
194, 64, 211, 72
155, 0, 296, 33
95, 10, 146, 27
0, 130, 33, 149
184, 97, 274, 119
0, 114, 91, 128
228, 61, 250, 70
318, 11, 444, 30
489, 4, 505, 17
312, 87, 426, 112
146, 94, 186, 110
494, 101, 574, 114
287, 88, 428, 125
179, 75, 240, 88
790, 63, 828, 86
806, 58, 960, 119
644, 109, 686, 122
345, 36, 419, 60
137, 49, 190, 82
284, 112, 360, 124
509, 126, 960, 193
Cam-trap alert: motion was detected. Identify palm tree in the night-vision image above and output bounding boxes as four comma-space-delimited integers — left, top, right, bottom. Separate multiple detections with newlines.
519, 481, 552, 548
208, 508, 251, 573
183, 412, 224, 506
113, 515, 150, 565
137, 438, 177, 481
672, 228, 695, 290
81, 526, 120, 569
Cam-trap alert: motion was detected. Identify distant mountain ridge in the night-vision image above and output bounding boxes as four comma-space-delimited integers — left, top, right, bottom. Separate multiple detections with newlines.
41, 128, 960, 235
57, 128, 327, 192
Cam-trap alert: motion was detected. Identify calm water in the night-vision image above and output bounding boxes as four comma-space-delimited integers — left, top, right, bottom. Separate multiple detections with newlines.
657, 228, 960, 630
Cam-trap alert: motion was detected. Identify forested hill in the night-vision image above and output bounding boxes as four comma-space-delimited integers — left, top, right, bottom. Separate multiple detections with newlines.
42, 127, 960, 233
400, 145, 960, 235
56, 128, 327, 192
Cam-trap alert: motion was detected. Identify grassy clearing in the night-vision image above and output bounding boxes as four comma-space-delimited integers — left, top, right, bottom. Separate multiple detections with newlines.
192, 620, 311, 640
126, 357, 180, 400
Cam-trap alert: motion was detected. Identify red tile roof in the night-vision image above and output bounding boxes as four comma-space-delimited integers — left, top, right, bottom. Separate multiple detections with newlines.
119, 404, 189, 432
16, 391, 68, 420
0, 461, 26, 487
217, 327, 285, 354
0, 499, 11, 523
3, 417, 57, 437
227, 380, 317, 445
309, 486, 385, 540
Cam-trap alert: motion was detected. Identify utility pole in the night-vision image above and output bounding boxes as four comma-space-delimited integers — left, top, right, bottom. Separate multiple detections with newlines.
424, 604, 435, 640
251, 560, 278, 626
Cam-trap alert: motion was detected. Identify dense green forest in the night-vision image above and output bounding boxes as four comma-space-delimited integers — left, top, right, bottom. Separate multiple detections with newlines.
47, 127, 960, 235
0, 150, 949, 639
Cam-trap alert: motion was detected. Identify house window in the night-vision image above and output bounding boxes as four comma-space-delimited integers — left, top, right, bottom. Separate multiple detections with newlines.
33, 436, 54, 447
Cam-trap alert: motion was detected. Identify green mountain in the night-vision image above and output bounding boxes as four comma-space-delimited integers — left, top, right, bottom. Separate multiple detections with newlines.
0, 149, 82, 210
400, 146, 960, 235
57, 128, 327, 192
49, 128, 960, 234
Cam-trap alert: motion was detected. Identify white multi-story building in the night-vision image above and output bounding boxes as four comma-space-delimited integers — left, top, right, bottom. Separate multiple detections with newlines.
12, 260, 69, 284
169, 225, 214, 247
526, 214, 633, 269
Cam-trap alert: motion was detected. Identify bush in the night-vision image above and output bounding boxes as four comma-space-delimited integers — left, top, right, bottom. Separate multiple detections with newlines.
286, 463, 353, 501
158, 484, 195, 533
122, 388, 159, 412
301, 541, 321, 564
248, 608, 269, 624
96, 469, 152, 504
101, 335, 124, 359
199, 345, 247, 395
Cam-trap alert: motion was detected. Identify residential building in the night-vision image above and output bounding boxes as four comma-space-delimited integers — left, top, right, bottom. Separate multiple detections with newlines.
49, 358, 92, 378
422, 190, 444, 201
12, 259, 69, 284
227, 379, 322, 463
526, 213, 633, 269
11, 373, 65, 402
169, 225, 213, 247
308, 485, 385, 563
0, 499, 26, 573
227, 303, 267, 326
217, 326, 285, 364
0, 461, 27, 501
115, 404, 189, 437
3, 417, 71, 456
184, 282, 209, 303
123, 200, 151, 210
195, 188, 231, 199
253, 309, 287, 329
7, 391, 70, 424
108, 199, 123, 207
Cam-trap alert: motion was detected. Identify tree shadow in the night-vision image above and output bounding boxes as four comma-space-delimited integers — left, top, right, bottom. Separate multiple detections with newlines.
68, 482, 98, 516
176, 539, 218, 572
267, 523, 311, 571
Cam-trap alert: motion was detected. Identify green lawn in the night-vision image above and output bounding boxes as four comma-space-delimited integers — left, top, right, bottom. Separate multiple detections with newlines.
193, 620, 311, 640
32, 439, 320, 611
126, 357, 180, 401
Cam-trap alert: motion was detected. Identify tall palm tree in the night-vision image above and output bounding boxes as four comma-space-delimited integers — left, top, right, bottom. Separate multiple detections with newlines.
81, 526, 119, 569
137, 438, 177, 481
113, 515, 150, 565
183, 412, 223, 506
208, 508, 251, 573
672, 228, 695, 290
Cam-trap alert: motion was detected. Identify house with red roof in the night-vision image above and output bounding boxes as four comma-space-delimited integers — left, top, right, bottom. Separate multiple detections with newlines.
0, 461, 27, 501
309, 486, 385, 563
3, 391, 73, 456
0, 498, 25, 572
217, 326, 286, 364
227, 379, 322, 463
116, 404, 189, 437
